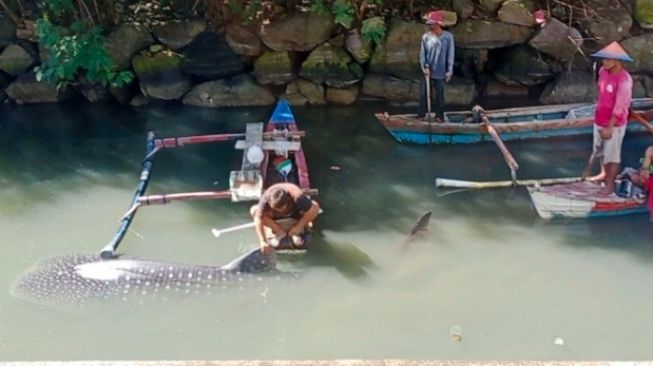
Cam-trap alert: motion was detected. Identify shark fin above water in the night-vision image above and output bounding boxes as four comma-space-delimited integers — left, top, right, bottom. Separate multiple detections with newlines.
400, 212, 432, 248
409, 212, 432, 236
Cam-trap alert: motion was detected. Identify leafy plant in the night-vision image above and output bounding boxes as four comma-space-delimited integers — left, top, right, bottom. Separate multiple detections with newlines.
332, 0, 355, 28
309, 0, 330, 15
35, 0, 134, 88
361, 16, 386, 45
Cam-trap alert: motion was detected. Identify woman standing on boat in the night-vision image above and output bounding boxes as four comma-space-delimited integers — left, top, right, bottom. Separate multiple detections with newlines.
417, 10, 455, 122
584, 41, 634, 196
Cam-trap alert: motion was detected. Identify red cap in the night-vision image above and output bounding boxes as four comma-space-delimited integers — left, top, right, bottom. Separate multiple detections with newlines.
425, 10, 444, 25
533, 10, 547, 25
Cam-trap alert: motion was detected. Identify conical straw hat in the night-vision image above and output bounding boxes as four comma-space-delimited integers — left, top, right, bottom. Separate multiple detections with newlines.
591, 41, 634, 62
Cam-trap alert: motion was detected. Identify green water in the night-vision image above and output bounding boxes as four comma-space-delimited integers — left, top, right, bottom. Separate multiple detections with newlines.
1, 102, 653, 360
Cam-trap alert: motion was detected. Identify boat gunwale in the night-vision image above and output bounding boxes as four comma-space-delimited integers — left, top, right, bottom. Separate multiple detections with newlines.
526, 183, 648, 219
374, 109, 653, 135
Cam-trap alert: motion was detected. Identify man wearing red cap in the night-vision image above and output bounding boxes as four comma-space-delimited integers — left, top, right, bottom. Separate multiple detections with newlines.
418, 10, 455, 122
584, 41, 634, 196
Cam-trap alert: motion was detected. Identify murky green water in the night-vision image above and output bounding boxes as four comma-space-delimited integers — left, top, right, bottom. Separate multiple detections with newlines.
1, 101, 653, 361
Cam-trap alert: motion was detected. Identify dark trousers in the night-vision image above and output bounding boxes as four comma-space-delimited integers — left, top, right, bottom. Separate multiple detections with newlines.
418, 77, 445, 119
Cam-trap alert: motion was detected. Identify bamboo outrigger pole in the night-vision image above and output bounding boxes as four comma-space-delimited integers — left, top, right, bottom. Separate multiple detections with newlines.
142, 131, 306, 161
100, 132, 156, 259
435, 176, 583, 189
120, 188, 320, 220
120, 191, 233, 220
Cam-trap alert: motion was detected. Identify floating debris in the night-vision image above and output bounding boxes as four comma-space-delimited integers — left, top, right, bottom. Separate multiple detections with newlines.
450, 325, 463, 342
554, 337, 565, 346
330, 165, 342, 171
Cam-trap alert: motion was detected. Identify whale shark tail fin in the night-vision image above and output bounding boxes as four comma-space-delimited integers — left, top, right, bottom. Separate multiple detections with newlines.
221, 248, 277, 273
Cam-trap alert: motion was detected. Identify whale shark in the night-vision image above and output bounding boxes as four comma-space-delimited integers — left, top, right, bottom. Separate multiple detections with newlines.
11, 248, 282, 308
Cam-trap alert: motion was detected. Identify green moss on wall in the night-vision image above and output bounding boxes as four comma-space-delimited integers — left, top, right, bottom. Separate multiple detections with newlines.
635, 0, 653, 25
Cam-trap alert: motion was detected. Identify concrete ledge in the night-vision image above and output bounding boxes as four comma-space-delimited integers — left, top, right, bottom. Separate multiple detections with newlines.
2, 362, 653, 366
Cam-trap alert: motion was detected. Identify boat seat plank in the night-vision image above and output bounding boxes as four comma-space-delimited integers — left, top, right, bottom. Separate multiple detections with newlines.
241, 123, 264, 171
229, 170, 263, 202
235, 140, 301, 151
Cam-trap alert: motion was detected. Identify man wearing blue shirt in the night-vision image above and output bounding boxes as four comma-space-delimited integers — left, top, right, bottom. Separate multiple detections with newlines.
418, 10, 455, 122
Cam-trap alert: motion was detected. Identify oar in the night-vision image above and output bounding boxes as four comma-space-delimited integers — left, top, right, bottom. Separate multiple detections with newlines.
211, 210, 324, 239
629, 110, 653, 134
435, 176, 584, 189
482, 115, 519, 183
211, 222, 255, 238
581, 138, 602, 180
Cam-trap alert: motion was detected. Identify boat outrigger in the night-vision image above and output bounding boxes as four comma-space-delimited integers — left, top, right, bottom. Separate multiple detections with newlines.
100, 99, 317, 259
376, 98, 653, 144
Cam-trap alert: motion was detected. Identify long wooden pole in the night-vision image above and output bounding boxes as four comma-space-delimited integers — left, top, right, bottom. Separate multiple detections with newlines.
435, 176, 583, 189
425, 69, 433, 144
483, 116, 519, 182
155, 131, 305, 148
121, 188, 320, 220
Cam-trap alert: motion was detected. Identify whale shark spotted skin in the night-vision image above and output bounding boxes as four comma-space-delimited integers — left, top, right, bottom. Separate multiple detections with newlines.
11, 248, 282, 307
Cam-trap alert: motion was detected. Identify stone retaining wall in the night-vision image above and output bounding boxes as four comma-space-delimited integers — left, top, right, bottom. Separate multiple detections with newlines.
2, 0, 653, 108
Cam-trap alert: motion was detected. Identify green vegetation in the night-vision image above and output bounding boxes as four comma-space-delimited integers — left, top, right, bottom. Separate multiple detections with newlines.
332, 0, 356, 28
27, 0, 133, 88
35, 18, 133, 88
214, 0, 389, 43
361, 16, 385, 45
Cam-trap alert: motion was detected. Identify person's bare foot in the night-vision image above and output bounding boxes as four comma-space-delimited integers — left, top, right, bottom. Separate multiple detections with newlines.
291, 235, 304, 246
586, 173, 606, 182
598, 187, 614, 196
268, 235, 285, 247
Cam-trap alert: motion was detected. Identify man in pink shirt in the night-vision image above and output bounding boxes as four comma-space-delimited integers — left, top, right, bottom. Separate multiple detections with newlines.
584, 41, 633, 195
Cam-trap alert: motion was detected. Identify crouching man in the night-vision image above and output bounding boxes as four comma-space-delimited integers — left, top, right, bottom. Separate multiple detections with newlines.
250, 183, 320, 253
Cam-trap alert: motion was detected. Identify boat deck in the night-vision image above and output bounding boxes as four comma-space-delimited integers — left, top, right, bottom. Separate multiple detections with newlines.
528, 181, 647, 219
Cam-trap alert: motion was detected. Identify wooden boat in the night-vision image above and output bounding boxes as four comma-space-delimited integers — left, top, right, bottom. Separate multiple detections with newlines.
527, 180, 647, 219
100, 99, 317, 258
375, 98, 653, 144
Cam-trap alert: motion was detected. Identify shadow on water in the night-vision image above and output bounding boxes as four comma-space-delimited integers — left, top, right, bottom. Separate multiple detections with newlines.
0, 102, 274, 216
299, 230, 377, 280
2, 101, 653, 262
533, 215, 653, 261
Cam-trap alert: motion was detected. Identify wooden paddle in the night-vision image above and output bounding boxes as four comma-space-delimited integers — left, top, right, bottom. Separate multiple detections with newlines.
211, 222, 256, 237
481, 115, 519, 183
212, 209, 324, 239
581, 137, 602, 180
629, 110, 653, 134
